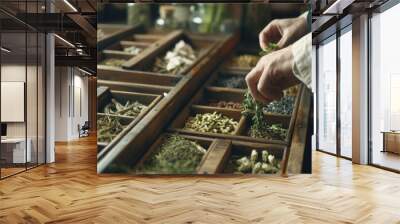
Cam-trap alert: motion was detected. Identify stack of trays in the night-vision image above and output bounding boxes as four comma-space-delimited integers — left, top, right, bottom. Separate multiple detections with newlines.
97, 31, 311, 176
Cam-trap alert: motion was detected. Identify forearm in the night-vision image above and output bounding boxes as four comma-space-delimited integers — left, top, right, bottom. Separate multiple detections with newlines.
291, 33, 312, 89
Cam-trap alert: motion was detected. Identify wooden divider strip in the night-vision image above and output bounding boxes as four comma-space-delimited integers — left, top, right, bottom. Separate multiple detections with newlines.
197, 139, 232, 174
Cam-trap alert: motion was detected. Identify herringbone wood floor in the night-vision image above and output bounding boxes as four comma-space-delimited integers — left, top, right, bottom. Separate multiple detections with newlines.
0, 136, 399, 224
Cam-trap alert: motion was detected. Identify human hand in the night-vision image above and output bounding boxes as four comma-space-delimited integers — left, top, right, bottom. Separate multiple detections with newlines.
245, 46, 300, 103
259, 15, 307, 50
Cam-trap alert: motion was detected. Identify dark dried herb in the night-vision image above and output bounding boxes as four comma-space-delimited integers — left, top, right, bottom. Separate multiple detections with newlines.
229, 54, 260, 67
97, 115, 127, 143
263, 95, 295, 115
214, 75, 246, 89
141, 135, 206, 174
206, 100, 242, 110
100, 58, 126, 67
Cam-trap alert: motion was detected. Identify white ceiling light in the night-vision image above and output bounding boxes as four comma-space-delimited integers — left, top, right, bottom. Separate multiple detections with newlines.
63, 0, 78, 12
1, 47, 11, 53
54, 34, 75, 48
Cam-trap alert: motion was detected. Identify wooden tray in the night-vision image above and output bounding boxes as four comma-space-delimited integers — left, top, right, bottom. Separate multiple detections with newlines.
134, 133, 213, 175
198, 137, 286, 175
122, 30, 216, 76
130, 133, 286, 176
97, 80, 171, 95
97, 33, 239, 173
102, 33, 164, 57
97, 113, 134, 146
98, 23, 142, 51
167, 69, 301, 145
209, 69, 248, 90
98, 66, 180, 87
222, 46, 261, 71
168, 104, 289, 145
97, 88, 162, 158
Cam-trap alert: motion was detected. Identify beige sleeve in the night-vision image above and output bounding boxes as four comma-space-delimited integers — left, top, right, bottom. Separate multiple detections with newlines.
292, 33, 312, 89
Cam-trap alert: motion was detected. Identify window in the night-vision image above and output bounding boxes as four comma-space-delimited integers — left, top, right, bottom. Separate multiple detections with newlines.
317, 35, 337, 154
370, 3, 400, 171
339, 27, 352, 158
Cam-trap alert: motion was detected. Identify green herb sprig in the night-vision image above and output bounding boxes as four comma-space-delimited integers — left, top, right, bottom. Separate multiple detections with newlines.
260, 43, 279, 56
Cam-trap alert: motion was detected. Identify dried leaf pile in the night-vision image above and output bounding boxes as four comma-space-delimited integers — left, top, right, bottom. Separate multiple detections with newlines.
229, 54, 260, 67
141, 135, 206, 174
206, 100, 242, 110
235, 149, 280, 174
103, 98, 146, 118
184, 112, 238, 134
249, 123, 287, 140
263, 95, 295, 115
123, 46, 142, 55
214, 75, 246, 89
97, 115, 127, 143
152, 40, 197, 75
101, 58, 126, 67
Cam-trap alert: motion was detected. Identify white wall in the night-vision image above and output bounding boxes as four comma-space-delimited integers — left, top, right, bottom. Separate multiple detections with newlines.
54, 67, 89, 141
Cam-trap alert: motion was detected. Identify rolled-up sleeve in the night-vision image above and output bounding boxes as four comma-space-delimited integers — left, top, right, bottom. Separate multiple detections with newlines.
292, 33, 311, 89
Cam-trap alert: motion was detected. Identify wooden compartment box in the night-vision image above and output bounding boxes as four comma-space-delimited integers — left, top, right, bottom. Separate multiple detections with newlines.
97, 88, 162, 157
98, 52, 133, 69
167, 69, 301, 145
134, 133, 213, 174
97, 113, 133, 146
222, 46, 261, 71
199, 138, 286, 175
122, 31, 216, 76
132, 133, 286, 175
97, 80, 172, 95
102, 33, 165, 57
209, 70, 247, 90
98, 63, 181, 87
97, 32, 312, 175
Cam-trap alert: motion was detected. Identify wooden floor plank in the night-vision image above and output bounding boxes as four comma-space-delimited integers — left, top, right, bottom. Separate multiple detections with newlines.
0, 135, 400, 223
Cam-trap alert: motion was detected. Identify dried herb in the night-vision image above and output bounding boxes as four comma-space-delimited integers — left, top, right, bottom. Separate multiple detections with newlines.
151, 40, 196, 75
141, 135, 206, 174
260, 42, 279, 56
242, 90, 287, 140
263, 95, 295, 115
184, 112, 238, 134
123, 46, 142, 55
249, 123, 287, 140
100, 58, 126, 67
229, 54, 260, 68
97, 115, 127, 143
235, 149, 280, 174
214, 75, 246, 89
103, 99, 146, 118
206, 100, 242, 110
283, 85, 299, 96
242, 90, 266, 133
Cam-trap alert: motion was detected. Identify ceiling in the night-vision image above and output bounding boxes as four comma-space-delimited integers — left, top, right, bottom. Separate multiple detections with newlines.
0, 0, 97, 74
